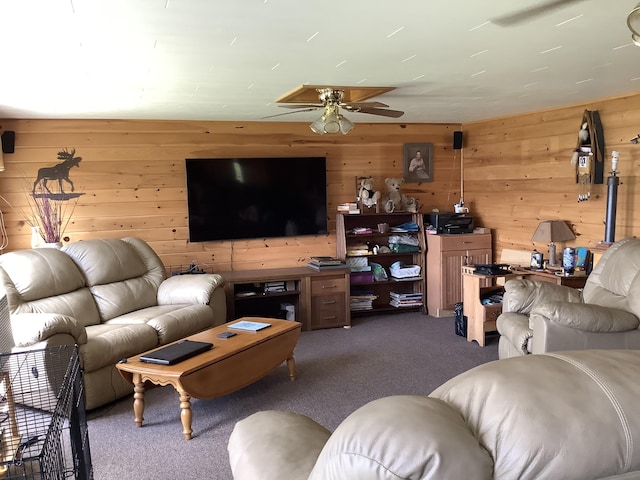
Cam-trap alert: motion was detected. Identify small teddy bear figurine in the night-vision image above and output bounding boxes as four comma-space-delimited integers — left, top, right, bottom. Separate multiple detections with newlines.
358, 177, 381, 208
381, 177, 420, 213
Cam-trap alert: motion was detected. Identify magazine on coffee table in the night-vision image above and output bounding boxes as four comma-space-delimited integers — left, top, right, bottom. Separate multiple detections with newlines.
228, 320, 272, 332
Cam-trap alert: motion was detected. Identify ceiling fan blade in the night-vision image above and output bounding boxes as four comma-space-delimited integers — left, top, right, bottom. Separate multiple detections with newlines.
262, 107, 320, 119
278, 104, 323, 109
491, 0, 585, 27
342, 101, 389, 109
352, 107, 405, 118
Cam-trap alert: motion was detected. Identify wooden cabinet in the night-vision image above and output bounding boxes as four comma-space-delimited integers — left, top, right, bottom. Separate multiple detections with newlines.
336, 212, 426, 316
220, 267, 350, 331
310, 274, 349, 329
426, 233, 492, 317
462, 267, 518, 347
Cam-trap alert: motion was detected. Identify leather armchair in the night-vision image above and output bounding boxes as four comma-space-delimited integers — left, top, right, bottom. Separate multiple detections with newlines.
228, 350, 640, 479
497, 237, 640, 358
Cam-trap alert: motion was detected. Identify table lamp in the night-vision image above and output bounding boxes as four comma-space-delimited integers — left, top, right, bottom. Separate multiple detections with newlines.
531, 220, 575, 267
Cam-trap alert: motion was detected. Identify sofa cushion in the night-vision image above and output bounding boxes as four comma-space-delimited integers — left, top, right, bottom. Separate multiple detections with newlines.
308, 395, 493, 480
229, 411, 332, 480
584, 238, 640, 317
502, 278, 581, 315
81, 323, 159, 372
0, 248, 85, 301
432, 350, 640, 479
105, 304, 214, 344
63, 238, 165, 320
0, 249, 101, 327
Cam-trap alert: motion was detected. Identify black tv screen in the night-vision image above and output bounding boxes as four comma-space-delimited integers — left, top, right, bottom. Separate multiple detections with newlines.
186, 157, 328, 242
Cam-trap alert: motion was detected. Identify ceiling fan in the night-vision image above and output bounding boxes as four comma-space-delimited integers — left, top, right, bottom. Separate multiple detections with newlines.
266, 87, 404, 135
491, 0, 586, 27
628, 2, 640, 46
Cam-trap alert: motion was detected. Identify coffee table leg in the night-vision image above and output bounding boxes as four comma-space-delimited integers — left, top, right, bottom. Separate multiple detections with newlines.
132, 373, 145, 428
179, 391, 193, 440
286, 354, 296, 381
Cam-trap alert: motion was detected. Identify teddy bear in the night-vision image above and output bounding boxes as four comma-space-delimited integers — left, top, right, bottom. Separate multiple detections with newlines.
358, 177, 381, 208
380, 177, 420, 213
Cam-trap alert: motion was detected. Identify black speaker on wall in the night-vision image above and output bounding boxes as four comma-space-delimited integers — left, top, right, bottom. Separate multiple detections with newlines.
1, 131, 15, 154
453, 131, 463, 150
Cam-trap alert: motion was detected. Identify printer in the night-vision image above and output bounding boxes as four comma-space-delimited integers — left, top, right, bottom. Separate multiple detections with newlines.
426, 212, 474, 234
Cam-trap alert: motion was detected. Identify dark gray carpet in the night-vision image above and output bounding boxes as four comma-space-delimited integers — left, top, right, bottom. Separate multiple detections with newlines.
87, 312, 498, 480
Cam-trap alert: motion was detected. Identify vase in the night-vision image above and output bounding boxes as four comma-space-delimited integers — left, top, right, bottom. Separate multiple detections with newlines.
30, 226, 42, 249
40, 242, 63, 249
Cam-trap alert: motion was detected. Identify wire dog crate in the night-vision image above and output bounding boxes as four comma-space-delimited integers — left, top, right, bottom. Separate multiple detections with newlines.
0, 345, 92, 479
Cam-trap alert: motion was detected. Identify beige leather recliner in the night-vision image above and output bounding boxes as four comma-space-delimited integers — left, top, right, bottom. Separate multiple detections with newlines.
228, 349, 640, 479
497, 237, 640, 359
0, 237, 226, 409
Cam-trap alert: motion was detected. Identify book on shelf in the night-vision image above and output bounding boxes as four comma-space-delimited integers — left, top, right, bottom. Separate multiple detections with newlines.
390, 300, 423, 308
389, 291, 423, 308
349, 265, 372, 272
338, 203, 360, 214
309, 256, 344, 266
350, 293, 378, 311
307, 262, 347, 271
263, 280, 286, 292
346, 244, 372, 256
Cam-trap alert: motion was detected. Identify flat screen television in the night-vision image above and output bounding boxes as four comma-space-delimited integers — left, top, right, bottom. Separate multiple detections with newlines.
186, 157, 328, 242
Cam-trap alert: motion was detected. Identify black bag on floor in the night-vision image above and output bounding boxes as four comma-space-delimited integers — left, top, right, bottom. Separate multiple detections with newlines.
454, 302, 467, 337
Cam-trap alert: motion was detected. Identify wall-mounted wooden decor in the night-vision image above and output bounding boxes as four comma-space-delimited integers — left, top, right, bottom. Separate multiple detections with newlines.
572, 109, 604, 202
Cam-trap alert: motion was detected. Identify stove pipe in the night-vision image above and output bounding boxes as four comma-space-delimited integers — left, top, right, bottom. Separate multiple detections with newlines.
604, 151, 620, 244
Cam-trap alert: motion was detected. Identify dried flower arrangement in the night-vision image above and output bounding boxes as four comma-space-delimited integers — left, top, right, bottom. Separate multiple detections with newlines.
27, 186, 78, 245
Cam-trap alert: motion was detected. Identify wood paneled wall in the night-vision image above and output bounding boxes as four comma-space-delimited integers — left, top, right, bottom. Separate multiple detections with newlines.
1, 90, 638, 271
0, 120, 460, 270
464, 92, 640, 261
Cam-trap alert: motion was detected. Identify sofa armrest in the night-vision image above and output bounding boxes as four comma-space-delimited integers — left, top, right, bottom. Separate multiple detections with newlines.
503, 278, 581, 314
229, 410, 331, 480
496, 312, 532, 355
308, 396, 493, 480
11, 313, 88, 347
157, 273, 224, 305
531, 302, 640, 333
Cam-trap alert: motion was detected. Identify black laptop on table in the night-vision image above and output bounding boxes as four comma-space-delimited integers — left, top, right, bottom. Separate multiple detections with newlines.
139, 340, 213, 365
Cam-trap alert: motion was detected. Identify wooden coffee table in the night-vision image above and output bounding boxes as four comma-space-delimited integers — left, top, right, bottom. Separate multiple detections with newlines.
116, 317, 301, 440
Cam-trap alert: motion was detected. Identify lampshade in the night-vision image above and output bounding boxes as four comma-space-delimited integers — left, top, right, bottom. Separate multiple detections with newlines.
531, 220, 575, 243
309, 117, 327, 135
338, 115, 354, 134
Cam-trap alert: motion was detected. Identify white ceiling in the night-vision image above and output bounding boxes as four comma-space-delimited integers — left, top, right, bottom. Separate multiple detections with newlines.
1, 0, 639, 125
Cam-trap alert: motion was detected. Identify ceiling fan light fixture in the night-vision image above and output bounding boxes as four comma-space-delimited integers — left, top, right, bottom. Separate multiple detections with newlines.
338, 115, 354, 135
309, 117, 326, 135
628, 2, 640, 46
310, 105, 354, 135
323, 109, 340, 134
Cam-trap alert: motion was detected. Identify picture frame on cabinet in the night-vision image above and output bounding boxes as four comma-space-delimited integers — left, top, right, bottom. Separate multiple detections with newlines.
403, 143, 433, 183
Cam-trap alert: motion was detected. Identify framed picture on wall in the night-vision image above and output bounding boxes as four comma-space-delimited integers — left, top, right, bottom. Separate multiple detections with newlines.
403, 143, 433, 183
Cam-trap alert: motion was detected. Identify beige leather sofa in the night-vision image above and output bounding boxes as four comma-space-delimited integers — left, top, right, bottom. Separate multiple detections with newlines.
496, 237, 640, 359
0, 237, 226, 409
228, 349, 640, 479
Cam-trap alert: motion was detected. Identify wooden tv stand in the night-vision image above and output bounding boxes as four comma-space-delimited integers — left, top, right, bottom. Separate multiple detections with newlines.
220, 266, 351, 331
